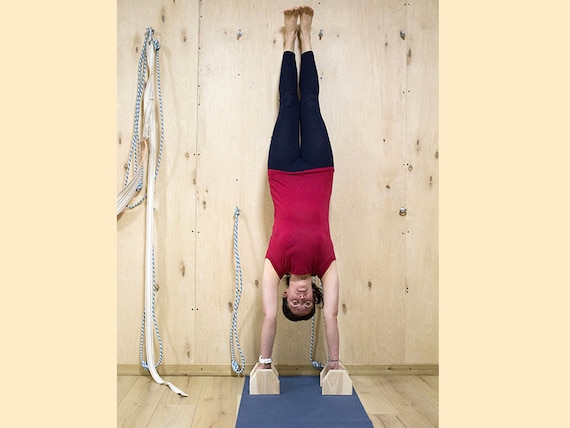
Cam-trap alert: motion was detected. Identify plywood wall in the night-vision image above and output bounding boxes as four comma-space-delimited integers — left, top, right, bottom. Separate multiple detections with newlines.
117, 0, 438, 372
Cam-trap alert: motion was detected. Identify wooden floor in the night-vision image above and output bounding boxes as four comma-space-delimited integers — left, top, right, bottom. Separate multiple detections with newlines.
118, 374, 438, 427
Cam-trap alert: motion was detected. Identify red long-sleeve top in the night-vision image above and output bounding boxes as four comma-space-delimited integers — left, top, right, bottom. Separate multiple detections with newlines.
265, 166, 336, 278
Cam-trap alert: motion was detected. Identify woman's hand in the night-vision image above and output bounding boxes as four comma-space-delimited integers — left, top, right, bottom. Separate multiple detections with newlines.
253, 361, 272, 370
322, 261, 340, 371
326, 359, 340, 370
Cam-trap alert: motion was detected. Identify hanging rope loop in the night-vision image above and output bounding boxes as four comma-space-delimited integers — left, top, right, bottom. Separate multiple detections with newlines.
230, 207, 246, 374
118, 27, 187, 396
117, 27, 165, 214
309, 277, 325, 370
310, 315, 324, 369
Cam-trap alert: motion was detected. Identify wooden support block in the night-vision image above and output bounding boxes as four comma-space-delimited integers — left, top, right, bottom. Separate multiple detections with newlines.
320, 362, 353, 395
249, 362, 280, 395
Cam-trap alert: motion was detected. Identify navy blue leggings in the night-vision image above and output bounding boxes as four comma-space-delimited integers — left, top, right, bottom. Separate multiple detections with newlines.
268, 51, 334, 172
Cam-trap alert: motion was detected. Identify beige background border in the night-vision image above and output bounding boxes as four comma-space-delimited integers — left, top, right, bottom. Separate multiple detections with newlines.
2, 0, 569, 426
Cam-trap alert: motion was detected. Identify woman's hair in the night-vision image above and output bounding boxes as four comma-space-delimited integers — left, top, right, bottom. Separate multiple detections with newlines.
282, 275, 324, 321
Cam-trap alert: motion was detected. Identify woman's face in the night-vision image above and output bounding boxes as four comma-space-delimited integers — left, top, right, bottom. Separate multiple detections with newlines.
283, 276, 314, 316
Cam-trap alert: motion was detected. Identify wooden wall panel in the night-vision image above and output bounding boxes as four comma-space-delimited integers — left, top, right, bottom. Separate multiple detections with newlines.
117, 0, 438, 370
405, 0, 439, 364
193, 0, 279, 364
117, 0, 200, 365
318, 0, 408, 364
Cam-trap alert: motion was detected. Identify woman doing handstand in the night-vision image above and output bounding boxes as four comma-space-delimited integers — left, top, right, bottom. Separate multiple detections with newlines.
259, 6, 341, 371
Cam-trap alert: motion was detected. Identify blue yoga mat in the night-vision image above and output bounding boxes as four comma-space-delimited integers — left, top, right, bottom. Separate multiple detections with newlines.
236, 375, 373, 428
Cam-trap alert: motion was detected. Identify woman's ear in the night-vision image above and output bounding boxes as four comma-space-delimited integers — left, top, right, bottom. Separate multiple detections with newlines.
282, 289, 288, 298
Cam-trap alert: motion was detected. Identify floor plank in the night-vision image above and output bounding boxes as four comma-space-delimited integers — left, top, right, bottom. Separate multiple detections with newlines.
147, 376, 204, 428
421, 374, 439, 390
375, 376, 438, 428
372, 414, 409, 428
117, 374, 438, 427
117, 376, 167, 427
191, 376, 241, 428
353, 375, 399, 414
117, 375, 138, 406
408, 375, 439, 408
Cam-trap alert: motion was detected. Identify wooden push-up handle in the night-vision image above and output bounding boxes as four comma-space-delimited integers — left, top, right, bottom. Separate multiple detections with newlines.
320, 362, 353, 395
249, 362, 280, 395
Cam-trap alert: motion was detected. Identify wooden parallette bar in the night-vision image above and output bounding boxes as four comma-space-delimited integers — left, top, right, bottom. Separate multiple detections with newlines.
249, 362, 280, 395
320, 362, 353, 395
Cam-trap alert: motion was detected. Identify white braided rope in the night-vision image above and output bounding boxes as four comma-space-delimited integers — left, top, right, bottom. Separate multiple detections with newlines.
309, 278, 325, 370
118, 28, 165, 214
129, 29, 165, 371
124, 28, 151, 186
120, 28, 187, 396
230, 207, 246, 374
138, 247, 163, 369
309, 314, 325, 370
121, 29, 151, 209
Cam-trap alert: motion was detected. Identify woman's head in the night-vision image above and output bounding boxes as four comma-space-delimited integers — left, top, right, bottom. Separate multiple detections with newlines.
282, 274, 323, 321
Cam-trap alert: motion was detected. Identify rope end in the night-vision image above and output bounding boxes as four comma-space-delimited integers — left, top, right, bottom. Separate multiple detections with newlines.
165, 382, 189, 397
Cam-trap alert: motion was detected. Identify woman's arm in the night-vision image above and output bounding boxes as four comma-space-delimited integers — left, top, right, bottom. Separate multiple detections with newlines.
259, 258, 280, 368
321, 260, 340, 369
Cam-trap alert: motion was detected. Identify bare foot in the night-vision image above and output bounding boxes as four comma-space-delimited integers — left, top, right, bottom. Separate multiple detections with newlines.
299, 6, 314, 53
300, 6, 314, 17
284, 7, 300, 17
283, 7, 299, 52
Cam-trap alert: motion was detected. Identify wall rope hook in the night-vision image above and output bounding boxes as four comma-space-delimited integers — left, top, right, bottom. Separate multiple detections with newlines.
319, 29, 323, 40
237, 29, 243, 40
